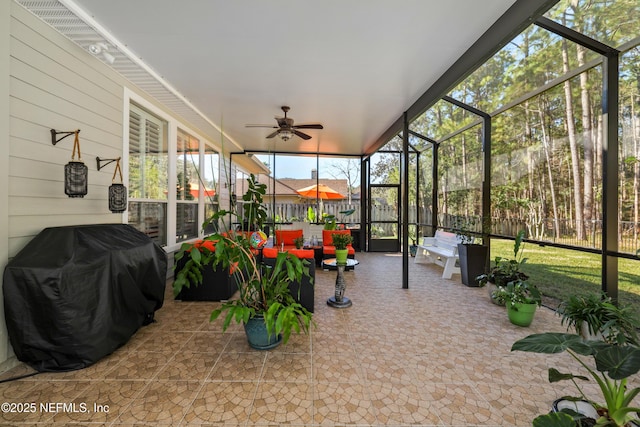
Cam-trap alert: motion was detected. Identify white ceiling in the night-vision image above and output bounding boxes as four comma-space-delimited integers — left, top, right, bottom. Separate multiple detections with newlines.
56, 0, 520, 156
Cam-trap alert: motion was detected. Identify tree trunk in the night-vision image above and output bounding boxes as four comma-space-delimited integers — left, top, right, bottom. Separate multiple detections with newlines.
560, 16, 585, 241
570, 0, 595, 245
538, 105, 561, 240
633, 97, 639, 244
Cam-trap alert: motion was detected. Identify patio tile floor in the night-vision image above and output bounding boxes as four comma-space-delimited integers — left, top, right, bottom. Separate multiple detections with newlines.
0, 252, 594, 426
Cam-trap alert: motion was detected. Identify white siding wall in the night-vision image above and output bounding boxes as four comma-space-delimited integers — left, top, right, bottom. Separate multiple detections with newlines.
1, 0, 12, 371
9, 3, 126, 256
1, 3, 234, 369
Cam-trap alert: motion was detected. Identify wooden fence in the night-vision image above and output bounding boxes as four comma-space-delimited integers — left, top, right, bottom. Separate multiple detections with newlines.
263, 204, 639, 254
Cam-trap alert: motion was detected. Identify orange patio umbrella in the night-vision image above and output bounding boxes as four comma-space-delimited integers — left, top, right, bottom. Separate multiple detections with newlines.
296, 183, 345, 200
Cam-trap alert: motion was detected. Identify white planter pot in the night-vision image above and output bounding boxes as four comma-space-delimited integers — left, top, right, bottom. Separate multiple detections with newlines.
580, 322, 605, 341
552, 398, 599, 420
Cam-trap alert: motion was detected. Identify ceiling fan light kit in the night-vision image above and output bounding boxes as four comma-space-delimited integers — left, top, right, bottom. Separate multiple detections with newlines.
279, 130, 294, 141
246, 106, 323, 141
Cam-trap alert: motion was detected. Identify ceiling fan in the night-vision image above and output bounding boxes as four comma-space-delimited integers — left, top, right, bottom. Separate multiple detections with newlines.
246, 106, 323, 141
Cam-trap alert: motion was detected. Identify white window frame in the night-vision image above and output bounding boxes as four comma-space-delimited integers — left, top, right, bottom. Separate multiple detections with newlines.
123, 88, 219, 252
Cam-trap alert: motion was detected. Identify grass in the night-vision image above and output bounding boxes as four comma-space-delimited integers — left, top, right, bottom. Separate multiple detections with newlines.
490, 239, 640, 311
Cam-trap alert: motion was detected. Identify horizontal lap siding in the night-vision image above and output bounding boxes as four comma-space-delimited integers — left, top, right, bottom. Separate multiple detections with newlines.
9, 4, 126, 257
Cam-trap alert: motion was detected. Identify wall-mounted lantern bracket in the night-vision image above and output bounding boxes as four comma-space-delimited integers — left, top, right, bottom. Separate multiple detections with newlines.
51, 129, 79, 146
96, 157, 120, 171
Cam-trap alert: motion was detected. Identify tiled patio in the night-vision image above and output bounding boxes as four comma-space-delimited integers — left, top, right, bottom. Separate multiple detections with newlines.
0, 252, 599, 426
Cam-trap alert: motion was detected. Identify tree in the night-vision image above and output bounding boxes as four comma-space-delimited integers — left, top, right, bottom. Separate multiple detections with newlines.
326, 158, 360, 204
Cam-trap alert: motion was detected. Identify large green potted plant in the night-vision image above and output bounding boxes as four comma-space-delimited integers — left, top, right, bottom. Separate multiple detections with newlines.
174, 175, 314, 350
512, 333, 640, 426
331, 232, 352, 265
452, 216, 488, 287
492, 279, 542, 327
476, 230, 529, 304
558, 293, 640, 345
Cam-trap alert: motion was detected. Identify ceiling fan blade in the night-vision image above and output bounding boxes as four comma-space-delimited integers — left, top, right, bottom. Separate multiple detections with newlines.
246, 124, 278, 128
293, 124, 323, 130
293, 130, 312, 140
266, 130, 280, 138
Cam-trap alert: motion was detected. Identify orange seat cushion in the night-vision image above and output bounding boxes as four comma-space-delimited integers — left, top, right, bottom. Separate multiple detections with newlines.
262, 247, 278, 258
289, 249, 314, 259
262, 247, 314, 259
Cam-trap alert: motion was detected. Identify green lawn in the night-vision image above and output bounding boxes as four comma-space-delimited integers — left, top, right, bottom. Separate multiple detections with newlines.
490, 239, 640, 310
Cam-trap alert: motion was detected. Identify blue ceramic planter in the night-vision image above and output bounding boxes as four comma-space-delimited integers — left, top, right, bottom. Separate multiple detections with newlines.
243, 315, 282, 350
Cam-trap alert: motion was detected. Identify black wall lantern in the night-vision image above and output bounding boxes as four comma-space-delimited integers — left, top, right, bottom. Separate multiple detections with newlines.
51, 129, 88, 198
97, 157, 127, 213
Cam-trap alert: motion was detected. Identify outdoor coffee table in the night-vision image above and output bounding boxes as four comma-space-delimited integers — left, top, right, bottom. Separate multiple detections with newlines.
322, 258, 359, 308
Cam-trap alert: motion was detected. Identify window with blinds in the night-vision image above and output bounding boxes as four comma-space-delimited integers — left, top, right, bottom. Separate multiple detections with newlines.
128, 103, 169, 246
129, 103, 168, 200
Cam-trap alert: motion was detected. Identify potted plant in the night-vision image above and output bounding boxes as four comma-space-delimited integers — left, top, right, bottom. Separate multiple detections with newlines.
409, 226, 418, 257
331, 233, 353, 265
452, 216, 488, 287
558, 293, 639, 345
323, 214, 337, 230
173, 175, 314, 350
338, 208, 356, 227
512, 333, 640, 426
212, 232, 313, 349
293, 236, 305, 249
492, 279, 541, 327
476, 230, 529, 304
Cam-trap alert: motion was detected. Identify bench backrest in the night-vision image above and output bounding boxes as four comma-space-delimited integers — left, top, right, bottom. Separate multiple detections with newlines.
275, 229, 303, 245
322, 229, 352, 246
433, 230, 462, 252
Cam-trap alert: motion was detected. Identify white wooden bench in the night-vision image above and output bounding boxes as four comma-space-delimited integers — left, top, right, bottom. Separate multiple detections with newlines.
414, 230, 462, 279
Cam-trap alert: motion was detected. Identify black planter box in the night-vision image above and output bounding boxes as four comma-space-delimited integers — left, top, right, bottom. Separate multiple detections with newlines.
174, 256, 238, 301
458, 244, 488, 287
262, 257, 315, 313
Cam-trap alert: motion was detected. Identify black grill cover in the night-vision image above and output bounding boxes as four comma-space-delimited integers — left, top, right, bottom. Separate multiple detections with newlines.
2, 224, 167, 372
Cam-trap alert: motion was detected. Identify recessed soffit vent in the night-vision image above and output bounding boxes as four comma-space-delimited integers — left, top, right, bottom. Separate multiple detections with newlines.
16, 0, 238, 150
